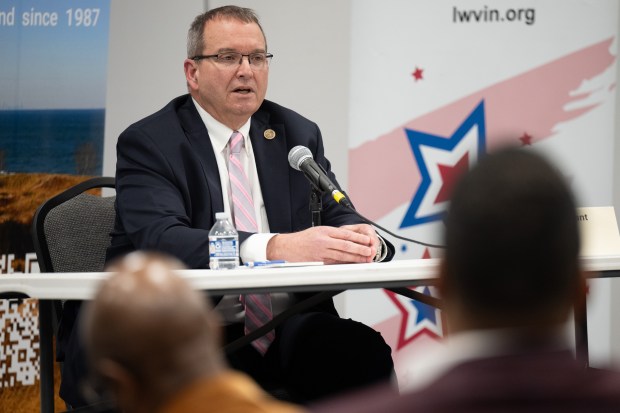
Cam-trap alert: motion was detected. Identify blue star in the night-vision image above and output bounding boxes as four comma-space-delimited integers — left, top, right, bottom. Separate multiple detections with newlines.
412, 286, 437, 324
400, 101, 487, 228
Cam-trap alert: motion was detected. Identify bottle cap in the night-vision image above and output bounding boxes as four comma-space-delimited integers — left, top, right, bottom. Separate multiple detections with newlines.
215, 212, 229, 220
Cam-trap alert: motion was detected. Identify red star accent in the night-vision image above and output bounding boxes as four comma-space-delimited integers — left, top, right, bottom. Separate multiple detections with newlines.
434, 153, 469, 204
422, 248, 432, 259
412, 67, 424, 81
519, 132, 533, 146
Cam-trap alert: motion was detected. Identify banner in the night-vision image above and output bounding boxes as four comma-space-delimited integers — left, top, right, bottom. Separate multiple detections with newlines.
0, 0, 110, 400
344, 0, 617, 387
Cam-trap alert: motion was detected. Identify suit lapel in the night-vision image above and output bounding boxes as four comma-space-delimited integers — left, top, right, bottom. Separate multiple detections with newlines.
250, 107, 292, 233
177, 96, 224, 215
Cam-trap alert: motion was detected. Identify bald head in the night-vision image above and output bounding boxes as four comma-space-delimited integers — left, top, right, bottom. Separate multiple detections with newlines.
82, 252, 224, 411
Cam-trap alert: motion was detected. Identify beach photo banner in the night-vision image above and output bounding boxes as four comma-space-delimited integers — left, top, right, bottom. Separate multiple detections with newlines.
0, 0, 110, 403
0, 0, 110, 174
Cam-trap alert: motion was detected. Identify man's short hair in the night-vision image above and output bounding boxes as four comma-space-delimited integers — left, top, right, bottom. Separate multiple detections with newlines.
444, 148, 580, 322
187, 5, 266, 58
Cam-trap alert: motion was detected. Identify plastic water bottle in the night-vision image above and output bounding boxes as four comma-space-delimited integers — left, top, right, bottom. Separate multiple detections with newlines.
209, 212, 239, 270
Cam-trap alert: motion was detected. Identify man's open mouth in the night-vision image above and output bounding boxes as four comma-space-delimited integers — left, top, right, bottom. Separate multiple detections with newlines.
233, 87, 252, 94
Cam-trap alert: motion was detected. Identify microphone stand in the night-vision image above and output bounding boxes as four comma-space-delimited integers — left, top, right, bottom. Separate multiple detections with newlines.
309, 187, 322, 226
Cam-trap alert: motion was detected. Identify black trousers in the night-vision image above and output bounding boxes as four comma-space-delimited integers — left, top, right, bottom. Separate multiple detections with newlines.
225, 312, 395, 404
59, 305, 394, 408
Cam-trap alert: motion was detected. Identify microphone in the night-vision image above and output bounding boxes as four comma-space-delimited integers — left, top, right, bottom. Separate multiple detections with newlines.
288, 145, 353, 208
288, 145, 445, 249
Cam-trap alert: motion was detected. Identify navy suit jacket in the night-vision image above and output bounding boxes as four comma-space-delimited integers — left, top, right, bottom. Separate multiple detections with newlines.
107, 94, 393, 304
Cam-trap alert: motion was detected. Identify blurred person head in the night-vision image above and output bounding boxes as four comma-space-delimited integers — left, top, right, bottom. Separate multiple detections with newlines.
440, 148, 584, 334
184, 5, 269, 130
82, 252, 225, 413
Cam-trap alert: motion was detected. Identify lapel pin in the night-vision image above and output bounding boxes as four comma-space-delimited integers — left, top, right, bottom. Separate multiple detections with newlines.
264, 129, 276, 140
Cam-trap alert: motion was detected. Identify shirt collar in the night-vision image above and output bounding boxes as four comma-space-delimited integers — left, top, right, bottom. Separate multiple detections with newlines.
192, 98, 252, 153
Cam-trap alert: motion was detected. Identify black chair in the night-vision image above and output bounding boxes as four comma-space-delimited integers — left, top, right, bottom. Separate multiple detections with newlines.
31, 176, 116, 413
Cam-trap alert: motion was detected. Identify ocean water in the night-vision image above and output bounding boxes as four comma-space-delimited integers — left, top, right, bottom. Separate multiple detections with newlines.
0, 109, 105, 175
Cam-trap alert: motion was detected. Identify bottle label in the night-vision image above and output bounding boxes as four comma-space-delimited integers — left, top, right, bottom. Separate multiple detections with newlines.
209, 238, 238, 258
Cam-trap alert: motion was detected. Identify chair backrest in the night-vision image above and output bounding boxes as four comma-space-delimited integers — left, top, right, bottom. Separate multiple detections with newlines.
32, 177, 116, 273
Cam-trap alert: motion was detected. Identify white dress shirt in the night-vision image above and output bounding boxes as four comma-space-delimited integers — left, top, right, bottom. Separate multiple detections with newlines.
193, 99, 292, 322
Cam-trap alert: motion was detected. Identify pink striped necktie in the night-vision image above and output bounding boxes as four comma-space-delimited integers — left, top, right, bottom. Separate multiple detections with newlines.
227, 131, 275, 355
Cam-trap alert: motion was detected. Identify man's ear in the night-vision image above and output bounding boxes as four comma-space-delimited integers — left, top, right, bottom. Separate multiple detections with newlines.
437, 259, 448, 300
572, 269, 589, 320
97, 358, 139, 412
184, 59, 199, 88
437, 258, 456, 335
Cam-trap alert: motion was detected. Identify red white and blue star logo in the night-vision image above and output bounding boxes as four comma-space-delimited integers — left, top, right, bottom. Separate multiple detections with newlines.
400, 101, 487, 228
385, 285, 443, 350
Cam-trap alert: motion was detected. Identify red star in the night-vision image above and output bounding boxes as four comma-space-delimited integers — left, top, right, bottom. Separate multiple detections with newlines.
412, 67, 424, 81
519, 132, 533, 146
422, 248, 432, 259
434, 153, 469, 204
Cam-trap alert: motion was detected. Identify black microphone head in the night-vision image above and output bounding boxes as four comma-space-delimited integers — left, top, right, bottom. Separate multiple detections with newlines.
288, 145, 313, 171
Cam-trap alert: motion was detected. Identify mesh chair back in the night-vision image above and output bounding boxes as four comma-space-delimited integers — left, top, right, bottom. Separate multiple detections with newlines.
44, 193, 115, 272
32, 177, 116, 273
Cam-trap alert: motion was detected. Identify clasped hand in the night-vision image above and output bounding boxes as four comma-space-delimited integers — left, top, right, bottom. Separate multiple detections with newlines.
266, 224, 379, 264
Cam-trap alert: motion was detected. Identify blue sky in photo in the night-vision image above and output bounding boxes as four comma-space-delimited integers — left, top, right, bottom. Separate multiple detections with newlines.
0, 0, 110, 109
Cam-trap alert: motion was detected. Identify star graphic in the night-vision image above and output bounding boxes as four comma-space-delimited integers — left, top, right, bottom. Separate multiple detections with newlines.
384, 287, 442, 350
412, 67, 424, 81
519, 132, 533, 146
435, 153, 469, 204
400, 101, 487, 228
412, 287, 437, 324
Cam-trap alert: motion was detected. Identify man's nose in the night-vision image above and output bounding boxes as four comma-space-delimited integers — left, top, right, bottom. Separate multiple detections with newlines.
236, 56, 254, 76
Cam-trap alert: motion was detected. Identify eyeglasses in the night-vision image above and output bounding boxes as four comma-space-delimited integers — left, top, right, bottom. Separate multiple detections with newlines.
191, 52, 273, 69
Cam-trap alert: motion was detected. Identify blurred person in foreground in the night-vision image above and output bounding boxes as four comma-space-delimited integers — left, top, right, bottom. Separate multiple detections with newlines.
313, 148, 620, 413
81, 251, 304, 413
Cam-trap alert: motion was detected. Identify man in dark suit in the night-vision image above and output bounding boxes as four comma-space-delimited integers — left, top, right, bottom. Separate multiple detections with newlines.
57, 5, 395, 409
313, 148, 620, 412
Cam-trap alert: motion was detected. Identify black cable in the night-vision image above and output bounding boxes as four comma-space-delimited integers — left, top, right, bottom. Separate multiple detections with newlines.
307, 161, 446, 249
341, 203, 446, 249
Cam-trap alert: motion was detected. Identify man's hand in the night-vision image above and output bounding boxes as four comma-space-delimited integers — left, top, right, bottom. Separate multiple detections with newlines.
266, 224, 378, 264
340, 223, 380, 260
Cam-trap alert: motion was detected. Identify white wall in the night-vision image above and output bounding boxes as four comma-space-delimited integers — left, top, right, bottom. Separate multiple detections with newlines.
103, 0, 204, 176
589, 4, 620, 369
609, 3, 620, 367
